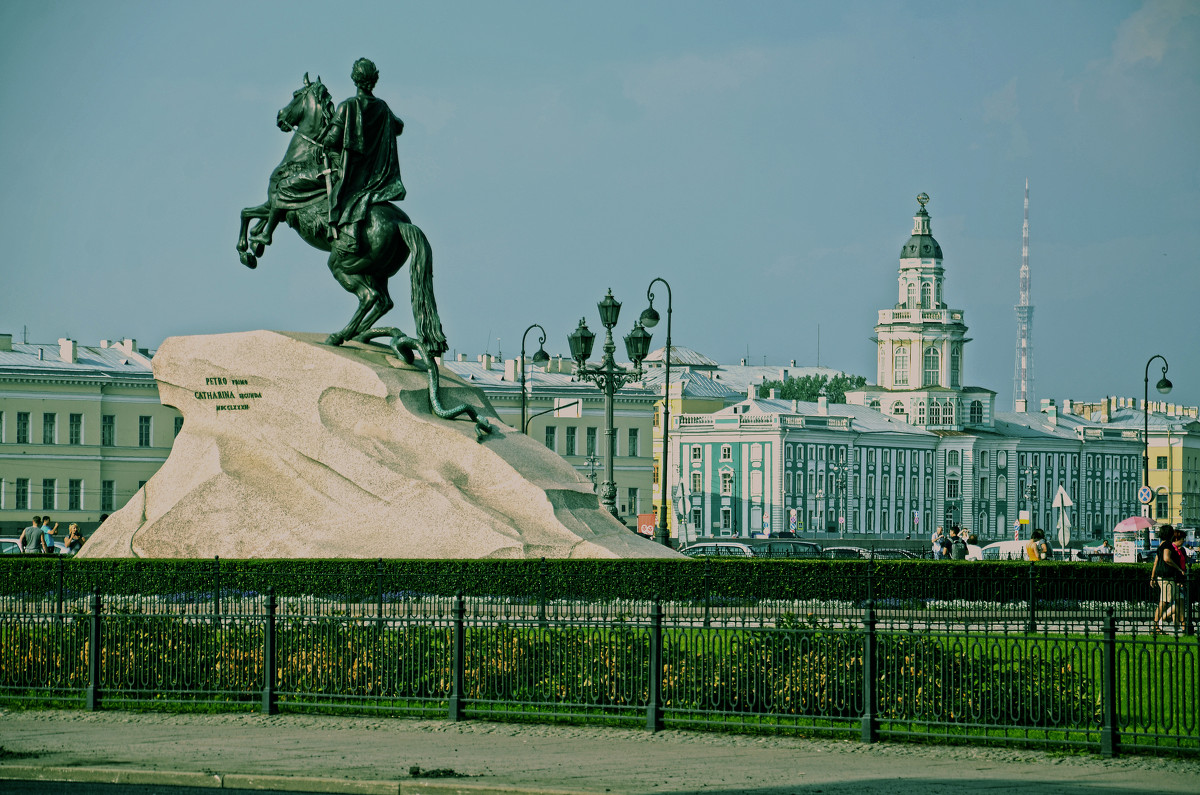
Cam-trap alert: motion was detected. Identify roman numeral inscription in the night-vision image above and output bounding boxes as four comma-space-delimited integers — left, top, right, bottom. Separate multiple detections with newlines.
194, 377, 263, 412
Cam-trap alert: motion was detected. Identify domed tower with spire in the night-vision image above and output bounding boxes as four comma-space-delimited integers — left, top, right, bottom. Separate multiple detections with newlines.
846, 194, 995, 430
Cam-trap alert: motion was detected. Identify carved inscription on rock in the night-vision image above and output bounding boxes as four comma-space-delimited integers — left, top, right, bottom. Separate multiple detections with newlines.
194, 376, 263, 413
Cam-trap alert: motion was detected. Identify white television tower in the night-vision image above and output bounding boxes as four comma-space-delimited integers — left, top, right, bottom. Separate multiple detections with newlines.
1013, 179, 1035, 412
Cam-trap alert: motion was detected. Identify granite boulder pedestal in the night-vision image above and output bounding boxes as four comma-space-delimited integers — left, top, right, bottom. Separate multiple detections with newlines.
79, 331, 680, 559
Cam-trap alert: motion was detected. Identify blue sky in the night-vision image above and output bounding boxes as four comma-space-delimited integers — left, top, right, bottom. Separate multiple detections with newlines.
2, 1, 1197, 409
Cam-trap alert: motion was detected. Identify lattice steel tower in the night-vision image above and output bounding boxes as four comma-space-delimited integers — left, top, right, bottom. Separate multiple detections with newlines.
1013, 179, 1035, 411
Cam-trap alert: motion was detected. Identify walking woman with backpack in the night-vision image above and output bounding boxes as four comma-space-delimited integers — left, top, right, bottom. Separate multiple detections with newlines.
1150, 525, 1185, 634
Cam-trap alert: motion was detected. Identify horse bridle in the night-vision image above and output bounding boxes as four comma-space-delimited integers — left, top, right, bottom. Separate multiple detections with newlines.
282, 82, 334, 149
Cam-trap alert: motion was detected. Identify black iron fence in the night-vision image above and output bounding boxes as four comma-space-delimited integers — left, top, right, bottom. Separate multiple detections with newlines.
1, 577, 1195, 757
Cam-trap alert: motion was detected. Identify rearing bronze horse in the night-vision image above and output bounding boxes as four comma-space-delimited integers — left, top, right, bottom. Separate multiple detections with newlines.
236, 74, 447, 355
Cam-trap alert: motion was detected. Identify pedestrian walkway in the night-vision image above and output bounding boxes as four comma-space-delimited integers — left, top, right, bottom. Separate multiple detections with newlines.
1, 710, 1197, 794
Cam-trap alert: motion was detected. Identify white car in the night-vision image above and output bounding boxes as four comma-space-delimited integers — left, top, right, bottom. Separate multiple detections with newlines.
981, 540, 1030, 560
680, 541, 756, 558
981, 540, 1061, 561
0, 536, 72, 555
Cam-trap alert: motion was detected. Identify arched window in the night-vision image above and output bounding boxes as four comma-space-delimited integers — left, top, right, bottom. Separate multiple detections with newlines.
916, 400, 926, 425
970, 400, 983, 424
893, 347, 909, 386
921, 282, 932, 308
948, 450, 960, 467
869, 399, 881, 410
906, 282, 916, 308
923, 346, 941, 386
945, 400, 955, 425
891, 401, 906, 417
950, 346, 961, 388
929, 401, 941, 425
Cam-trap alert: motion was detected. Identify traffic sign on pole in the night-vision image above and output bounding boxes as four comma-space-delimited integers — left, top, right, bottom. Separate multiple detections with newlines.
1138, 485, 1154, 505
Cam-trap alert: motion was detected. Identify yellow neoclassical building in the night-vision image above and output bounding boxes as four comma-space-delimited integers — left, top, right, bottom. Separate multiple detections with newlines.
1064, 396, 1200, 528
0, 333, 180, 536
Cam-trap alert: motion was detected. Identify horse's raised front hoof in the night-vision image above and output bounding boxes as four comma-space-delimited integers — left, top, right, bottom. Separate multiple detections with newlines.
252, 243, 265, 257
239, 252, 258, 269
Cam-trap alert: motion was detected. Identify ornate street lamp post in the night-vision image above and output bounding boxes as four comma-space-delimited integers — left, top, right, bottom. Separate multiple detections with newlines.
640, 278, 673, 547
829, 460, 849, 535
569, 289, 653, 518
1143, 355, 1172, 490
1022, 465, 1039, 537
520, 324, 551, 434
584, 453, 601, 490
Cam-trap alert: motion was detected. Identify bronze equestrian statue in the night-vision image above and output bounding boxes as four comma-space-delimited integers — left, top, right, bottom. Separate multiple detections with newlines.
237, 60, 490, 437
236, 59, 446, 356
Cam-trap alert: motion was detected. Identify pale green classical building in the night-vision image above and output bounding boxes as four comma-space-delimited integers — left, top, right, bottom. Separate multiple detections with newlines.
0, 334, 180, 535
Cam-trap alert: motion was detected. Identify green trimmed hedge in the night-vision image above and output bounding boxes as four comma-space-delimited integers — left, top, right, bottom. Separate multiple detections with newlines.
0, 557, 1177, 604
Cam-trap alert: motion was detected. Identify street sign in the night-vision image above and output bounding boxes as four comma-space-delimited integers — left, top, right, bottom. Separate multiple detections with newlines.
839, 516, 845, 525
1138, 485, 1154, 505
1018, 509, 1030, 525
788, 510, 798, 532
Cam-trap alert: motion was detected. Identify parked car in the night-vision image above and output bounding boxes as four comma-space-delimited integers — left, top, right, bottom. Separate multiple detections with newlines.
981, 540, 1032, 560
0, 537, 71, 555
680, 541, 756, 558
822, 546, 917, 560
745, 539, 822, 559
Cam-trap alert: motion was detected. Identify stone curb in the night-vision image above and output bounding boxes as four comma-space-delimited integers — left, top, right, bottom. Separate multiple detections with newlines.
0, 765, 222, 788
0, 765, 605, 795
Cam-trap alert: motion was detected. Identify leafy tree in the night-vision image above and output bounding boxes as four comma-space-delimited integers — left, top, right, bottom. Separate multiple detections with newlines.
757, 373, 867, 404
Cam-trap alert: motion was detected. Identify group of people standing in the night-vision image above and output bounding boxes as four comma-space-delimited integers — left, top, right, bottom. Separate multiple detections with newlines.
17, 516, 84, 554
1151, 524, 1190, 633
930, 526, 983, 560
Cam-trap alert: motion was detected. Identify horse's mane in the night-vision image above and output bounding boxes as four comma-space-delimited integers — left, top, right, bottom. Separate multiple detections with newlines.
309, 81, 335, 130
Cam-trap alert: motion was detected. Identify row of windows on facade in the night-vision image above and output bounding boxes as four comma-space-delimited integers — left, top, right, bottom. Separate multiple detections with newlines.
682, 465, 1137, 505
0, 478, 144, 512
886, 345, 962, 388
0, 412, 180, 447
692, 501, 1136, 538
684, 442, 1138, 476
866, 397, 983, 424
903, 281, 941, 309
543, 426, 639, 458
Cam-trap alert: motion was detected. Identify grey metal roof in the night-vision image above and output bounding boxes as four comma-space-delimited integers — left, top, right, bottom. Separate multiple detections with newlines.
641, 368, 741, 400
703, 363, 848, 393
442, 360, 657, 398
709, 396, 937, 436
643, 346, 719, 368
0, 342, 155, 381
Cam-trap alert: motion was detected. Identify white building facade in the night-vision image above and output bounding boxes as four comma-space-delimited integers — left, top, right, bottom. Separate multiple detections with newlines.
672, 196, 1141, 544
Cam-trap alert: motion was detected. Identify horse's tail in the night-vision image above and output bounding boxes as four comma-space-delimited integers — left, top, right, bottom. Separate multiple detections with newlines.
397, 222, 448, 359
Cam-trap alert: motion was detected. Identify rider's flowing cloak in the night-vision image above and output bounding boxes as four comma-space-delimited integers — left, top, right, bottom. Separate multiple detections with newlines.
328, 95, 406, 226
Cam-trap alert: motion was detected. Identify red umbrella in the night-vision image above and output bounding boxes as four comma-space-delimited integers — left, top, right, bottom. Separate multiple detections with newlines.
1113, 516, 1155, 533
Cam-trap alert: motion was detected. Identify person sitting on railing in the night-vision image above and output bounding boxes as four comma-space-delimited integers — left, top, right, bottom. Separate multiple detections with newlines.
1025, 528, 1049, 561
965, 534, 983, 561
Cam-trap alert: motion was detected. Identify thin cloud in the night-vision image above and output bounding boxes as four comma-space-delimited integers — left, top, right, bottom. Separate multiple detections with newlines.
981, 78, 1030, 159
622, 48, 773, 109
1111, 0, 1198, 68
